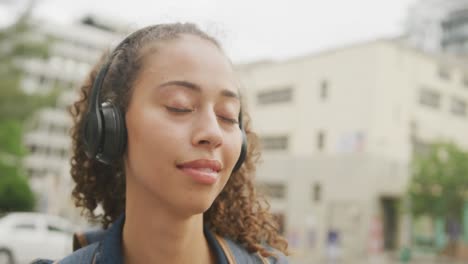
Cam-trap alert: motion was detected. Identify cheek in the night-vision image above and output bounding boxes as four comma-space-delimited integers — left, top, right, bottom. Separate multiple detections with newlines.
126, 108, 184, 170
223, 132, 243, 169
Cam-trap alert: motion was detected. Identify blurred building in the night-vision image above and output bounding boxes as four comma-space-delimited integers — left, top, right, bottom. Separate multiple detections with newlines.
19, 13, 468, 261
22, 16, 127, 222
237, 39, 468, 262
406, 0, 468, 55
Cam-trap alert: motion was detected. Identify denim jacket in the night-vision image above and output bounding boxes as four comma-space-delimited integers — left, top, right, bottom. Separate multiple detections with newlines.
32, 214, 288, 264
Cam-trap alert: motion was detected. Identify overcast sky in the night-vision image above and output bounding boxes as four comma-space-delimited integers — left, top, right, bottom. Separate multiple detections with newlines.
1, 0, 418, 63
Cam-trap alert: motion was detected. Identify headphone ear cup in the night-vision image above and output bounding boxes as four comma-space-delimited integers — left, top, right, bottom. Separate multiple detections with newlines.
233, 129, 247, 172
82, 112, 103, 159
98, 102, 127, 164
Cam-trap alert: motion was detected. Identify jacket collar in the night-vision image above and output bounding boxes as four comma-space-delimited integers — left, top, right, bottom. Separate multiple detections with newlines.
97, 214, 228, 264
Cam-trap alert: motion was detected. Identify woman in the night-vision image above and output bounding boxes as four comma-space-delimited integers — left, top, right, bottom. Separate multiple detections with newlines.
34, 23, 288, 263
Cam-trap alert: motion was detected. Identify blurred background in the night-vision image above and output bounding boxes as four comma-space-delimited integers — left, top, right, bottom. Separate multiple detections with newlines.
1, 0, 468, 263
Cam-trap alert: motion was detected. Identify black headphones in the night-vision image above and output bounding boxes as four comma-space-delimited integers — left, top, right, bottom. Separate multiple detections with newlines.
82, 34, 248, 172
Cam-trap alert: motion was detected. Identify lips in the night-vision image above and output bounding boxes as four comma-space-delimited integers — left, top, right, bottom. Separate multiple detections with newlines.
176, 159, 222, 185
176, 159, 222, 172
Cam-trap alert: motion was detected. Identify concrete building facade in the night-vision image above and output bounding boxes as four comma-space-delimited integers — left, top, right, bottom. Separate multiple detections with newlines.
237, 39, 468, 262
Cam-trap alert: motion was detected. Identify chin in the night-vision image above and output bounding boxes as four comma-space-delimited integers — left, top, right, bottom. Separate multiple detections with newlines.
182, 196, 217, 216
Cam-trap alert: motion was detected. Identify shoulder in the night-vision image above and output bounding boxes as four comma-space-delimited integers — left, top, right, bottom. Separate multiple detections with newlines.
222, 237, 289, 264
31, 230, 104, 264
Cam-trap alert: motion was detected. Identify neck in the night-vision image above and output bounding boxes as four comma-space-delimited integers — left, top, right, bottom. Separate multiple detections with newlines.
122, 182, 215, 264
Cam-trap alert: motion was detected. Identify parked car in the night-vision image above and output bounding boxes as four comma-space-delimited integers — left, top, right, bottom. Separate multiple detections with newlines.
0, 212, 74, 264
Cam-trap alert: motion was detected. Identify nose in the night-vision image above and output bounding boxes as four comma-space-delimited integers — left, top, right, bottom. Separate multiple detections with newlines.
192, 109, 223, 149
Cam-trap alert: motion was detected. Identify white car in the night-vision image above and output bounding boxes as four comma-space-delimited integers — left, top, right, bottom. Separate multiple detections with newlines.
0, 212, 74, 264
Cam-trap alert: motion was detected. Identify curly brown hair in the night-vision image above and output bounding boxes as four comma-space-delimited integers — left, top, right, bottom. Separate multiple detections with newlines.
69, 23, 288, 257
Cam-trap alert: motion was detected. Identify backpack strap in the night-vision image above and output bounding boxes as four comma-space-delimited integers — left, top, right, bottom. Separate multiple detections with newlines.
73, 229, 107, 251
54, 229, 106, 264
31, 230, 105, 264
57, 242, 100, 264
214, 235, 271, 264
214, 234, 237, 263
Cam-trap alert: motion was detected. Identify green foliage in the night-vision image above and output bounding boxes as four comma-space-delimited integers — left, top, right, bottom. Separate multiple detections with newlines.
0, 86, 59, 122
0, 174, 35, 212
0, 9, 55, 212
0, 120, 26, 156
0, 13, 56, 122
409, 142, 468, 220
0, 120, 35, 212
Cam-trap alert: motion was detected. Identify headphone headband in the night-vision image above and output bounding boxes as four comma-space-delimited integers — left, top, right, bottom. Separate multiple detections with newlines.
82, 26, 247, 171
88, 62, 111, 115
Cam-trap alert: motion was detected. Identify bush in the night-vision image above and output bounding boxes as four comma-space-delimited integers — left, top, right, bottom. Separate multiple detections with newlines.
0, 174, 35, 212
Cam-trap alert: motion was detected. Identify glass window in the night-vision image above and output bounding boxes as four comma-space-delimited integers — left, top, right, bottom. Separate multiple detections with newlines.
47, 224, 66, 233
260, 183, 286, 199
412, 139, 431, 157
438, 66, 450, 80
419, 88, 441, 109
260, 135, 289, 150
257, 87, 293, 105
14, 223, 36, 230
317, 131, 326, 151
462, 74, 468, 88
312, 183, 322, 202
320, 80, 328, 100
450, 97, 466, 116
60, 148, 68, 158
29, 144, 37, 153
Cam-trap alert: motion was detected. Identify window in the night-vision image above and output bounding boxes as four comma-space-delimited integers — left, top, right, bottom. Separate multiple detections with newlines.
438, 66, 450, 80
14, 223, 36, 230
317, 131, 326, 151
60, 148, 68, 158
412, 139, 431, 157
29, 144, 37, 153
257, 86, 293, 105
320, 80, 328, 100
261, 183, 286, 199
462, 75, 468, 88
419, 88, 441, 109
260, 135, 289, 150
49, 123, 57, 133
312, 183, 322, 202
450, 97, 466, 116
39, 75, 46, 85
54, 148, 62, 156
47, 224, 69, 234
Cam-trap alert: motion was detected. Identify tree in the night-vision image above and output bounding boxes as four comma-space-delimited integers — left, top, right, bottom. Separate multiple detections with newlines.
409, 142, 468, 220
0, 120, 35, 212
0, 5, 56, 122
0, 171, 35, 212
0, 3, 56, 212
408, 141, 468, 256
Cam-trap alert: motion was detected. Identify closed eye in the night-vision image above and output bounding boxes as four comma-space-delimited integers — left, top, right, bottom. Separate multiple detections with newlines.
166, 106, 193, 113
166, 106, 238, 125
219, 116, 239, 125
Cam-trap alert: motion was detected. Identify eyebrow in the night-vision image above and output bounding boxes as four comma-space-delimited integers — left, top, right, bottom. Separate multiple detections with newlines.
158, 80, 240, 100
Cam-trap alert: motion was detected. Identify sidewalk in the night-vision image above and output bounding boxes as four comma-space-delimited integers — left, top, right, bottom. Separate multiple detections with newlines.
301, 253, 465, 264
363, 252, 464, 264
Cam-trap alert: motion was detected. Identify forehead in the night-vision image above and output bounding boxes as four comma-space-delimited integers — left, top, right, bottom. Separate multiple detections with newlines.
137, 34, 238, 90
